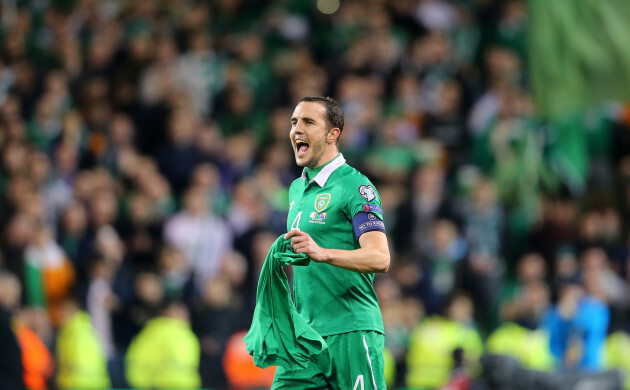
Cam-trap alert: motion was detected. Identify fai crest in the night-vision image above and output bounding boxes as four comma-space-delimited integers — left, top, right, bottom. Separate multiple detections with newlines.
358, 185, 376, 202
314, 193, 331, 212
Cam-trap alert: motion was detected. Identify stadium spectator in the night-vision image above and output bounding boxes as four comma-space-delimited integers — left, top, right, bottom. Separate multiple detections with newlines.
544, 281, 610, 371
1, 271, 55, 390
192, 276, 248, 387
604, 331, 630, 390
406, 292, 483, 389
125, 301, 201, 389
14, 315, 55, 390
86, 257, 118, 359
55, 299, 110, 390
23, 223, 75, 326
0, 271, 26, 390
163, 185, 233, 289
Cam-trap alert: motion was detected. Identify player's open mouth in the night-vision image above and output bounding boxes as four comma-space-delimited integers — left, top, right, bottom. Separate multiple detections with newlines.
296, 139, 309, 157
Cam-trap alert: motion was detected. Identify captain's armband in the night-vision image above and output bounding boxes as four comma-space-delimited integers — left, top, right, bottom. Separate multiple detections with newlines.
352, 212, 386, 240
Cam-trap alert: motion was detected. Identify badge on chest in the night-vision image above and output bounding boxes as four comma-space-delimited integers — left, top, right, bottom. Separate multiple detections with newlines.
308, 193, 332, 225
314, 193, 331, 212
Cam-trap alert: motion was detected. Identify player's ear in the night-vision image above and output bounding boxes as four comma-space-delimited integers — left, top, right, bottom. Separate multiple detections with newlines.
326, 128, 340, 144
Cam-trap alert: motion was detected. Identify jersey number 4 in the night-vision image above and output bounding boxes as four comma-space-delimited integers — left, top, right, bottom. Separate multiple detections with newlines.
353, 375, 364, 390
291, 211, 302, 230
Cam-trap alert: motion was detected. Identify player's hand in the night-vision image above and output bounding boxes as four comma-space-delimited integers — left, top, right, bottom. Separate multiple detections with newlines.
284, 229, 328, 263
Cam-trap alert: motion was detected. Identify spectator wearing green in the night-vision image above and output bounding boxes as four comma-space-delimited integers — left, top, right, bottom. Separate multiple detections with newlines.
56, 300, 110, 390
406, 293, 483, 389
125, 302, 201, 389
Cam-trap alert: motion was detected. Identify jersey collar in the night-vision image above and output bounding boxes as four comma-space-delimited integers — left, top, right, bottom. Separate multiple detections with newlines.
301, 154, 346, 187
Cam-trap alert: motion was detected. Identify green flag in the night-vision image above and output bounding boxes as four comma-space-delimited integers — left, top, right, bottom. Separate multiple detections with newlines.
529, 0, 630, 118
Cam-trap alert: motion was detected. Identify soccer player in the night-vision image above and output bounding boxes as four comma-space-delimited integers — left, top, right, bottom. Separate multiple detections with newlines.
277, 96, 390, 389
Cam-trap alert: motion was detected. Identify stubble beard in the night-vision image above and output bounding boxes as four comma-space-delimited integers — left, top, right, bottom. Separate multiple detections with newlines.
296, 135, 327, 169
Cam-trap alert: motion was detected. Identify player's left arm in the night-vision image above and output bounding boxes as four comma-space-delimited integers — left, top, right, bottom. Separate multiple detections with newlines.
284, 229, 390, 273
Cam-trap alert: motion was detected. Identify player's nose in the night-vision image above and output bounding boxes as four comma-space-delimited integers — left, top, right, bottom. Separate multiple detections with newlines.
293, 122, 305, 134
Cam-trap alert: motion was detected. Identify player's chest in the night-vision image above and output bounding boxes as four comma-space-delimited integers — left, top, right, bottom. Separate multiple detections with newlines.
288, 185, 345, 231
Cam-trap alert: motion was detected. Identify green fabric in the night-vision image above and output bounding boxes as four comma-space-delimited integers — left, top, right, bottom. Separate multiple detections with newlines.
24, 257, 46, 307
471, 108, 609, 212
366, 144, 418, 176
486, 322, 554, 371
244, 235, 327, 371
473, 117, 559, 210
529, 0, 630, 119
272, 331, 385, 390
546, 114, 589, 195
287, 155, 385, 337
406, 316, 483, 389
56, 312, 110, 390
584, 109, 613, 158
125, 316, 201, 389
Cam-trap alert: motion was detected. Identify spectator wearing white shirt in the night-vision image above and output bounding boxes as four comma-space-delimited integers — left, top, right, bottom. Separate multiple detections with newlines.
164, 185, 232, 289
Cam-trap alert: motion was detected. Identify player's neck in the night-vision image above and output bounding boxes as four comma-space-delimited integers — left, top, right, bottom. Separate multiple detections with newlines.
309, 147, 340, 169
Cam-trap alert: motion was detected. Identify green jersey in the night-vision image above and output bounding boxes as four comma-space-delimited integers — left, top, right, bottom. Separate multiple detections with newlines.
287, 154, 385, 336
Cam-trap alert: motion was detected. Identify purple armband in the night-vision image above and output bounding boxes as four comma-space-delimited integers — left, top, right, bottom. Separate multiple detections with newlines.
352, 212, 386, 240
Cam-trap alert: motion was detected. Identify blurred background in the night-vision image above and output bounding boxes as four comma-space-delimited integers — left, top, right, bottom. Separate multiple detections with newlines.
1, 0, 630, 389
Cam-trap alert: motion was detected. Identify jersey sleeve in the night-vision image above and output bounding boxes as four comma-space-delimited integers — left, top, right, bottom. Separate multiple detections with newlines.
345, 177, 386, 240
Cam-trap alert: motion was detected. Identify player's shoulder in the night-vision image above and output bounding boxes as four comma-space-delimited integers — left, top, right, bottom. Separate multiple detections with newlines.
338, 163, 376, 188
336, 164, 382, 206
289, 176, 303, 191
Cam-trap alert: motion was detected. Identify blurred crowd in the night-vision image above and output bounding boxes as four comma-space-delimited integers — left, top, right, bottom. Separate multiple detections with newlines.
1, 0, 630, 389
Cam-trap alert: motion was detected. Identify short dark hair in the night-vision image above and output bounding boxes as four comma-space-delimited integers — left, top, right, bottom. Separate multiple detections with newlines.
299, 96, 344, 133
